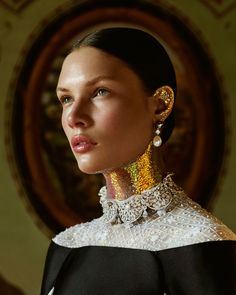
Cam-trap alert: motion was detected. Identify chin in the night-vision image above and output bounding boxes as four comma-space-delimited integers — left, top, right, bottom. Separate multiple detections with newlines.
76, 160, 105, 175
74, 151, 113, 174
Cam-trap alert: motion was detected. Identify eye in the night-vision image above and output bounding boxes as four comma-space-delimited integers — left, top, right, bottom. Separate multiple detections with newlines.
95, 88, 109, 97
59, 95, 73, 105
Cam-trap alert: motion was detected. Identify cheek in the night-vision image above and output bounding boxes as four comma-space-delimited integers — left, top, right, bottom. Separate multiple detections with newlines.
61, 111, 69, 137
99, 107, 131, 133
99, 103, 152, 141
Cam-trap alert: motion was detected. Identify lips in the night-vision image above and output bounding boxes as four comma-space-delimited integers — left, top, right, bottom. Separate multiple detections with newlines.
71, 135, 97, 153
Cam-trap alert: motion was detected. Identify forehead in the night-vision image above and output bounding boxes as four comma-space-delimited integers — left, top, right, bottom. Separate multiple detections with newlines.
57, 47, 148, 96
61, 47, 129, 76
58, 47, 141, 85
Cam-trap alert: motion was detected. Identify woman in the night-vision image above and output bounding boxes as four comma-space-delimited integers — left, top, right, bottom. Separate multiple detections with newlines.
41, 28, 236, 295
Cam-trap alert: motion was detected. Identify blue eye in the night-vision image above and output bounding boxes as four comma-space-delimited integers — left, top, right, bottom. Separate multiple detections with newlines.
96, 88, 109, 97
60, 95, 73, 105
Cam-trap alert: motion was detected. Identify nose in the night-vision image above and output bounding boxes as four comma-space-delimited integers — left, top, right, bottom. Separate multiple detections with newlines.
66, 100, 92, 129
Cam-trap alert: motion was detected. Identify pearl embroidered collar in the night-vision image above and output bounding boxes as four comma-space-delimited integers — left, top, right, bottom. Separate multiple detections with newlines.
99, 174, 180, 227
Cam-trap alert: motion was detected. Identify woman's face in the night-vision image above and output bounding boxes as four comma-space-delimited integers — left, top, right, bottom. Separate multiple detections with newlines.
57, 47, 155, 174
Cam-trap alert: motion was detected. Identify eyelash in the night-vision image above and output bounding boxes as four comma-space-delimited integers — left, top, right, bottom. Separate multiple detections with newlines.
58, 88, 110, 105
94, 88, 109, 97
59, 95, 73, 105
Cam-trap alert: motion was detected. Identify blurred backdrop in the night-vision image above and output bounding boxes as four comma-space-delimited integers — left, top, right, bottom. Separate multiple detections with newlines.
0, 0, 236, 294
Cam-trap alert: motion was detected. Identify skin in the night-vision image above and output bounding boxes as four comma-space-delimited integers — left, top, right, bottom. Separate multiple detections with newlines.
56, 46, 173, 198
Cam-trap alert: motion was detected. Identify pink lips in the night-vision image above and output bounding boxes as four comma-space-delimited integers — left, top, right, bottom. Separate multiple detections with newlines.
71, 135, 97, 153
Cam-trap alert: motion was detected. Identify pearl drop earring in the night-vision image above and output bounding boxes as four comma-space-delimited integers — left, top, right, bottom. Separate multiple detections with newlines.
153, 123, 163, 147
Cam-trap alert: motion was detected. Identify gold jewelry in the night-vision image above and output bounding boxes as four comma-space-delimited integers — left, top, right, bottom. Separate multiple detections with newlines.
152, 85, 174, 147
154, 85, 174, 122
154, 85, 174, 105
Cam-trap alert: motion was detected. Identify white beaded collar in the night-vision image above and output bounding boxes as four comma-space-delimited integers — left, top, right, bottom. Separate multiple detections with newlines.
99, 174, 180, 227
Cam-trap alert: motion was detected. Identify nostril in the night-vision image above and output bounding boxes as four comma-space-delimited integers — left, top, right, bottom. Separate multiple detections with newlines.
67, 111, 91, 129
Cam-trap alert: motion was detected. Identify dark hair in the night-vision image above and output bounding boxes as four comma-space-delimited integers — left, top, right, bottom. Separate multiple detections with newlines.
72, 27, 176, 144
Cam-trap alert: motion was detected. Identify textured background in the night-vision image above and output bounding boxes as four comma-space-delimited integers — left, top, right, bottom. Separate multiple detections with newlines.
0, 0, 235, 294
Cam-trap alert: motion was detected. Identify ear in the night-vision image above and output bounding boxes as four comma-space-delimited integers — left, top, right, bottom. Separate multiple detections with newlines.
152, 86, 174, 123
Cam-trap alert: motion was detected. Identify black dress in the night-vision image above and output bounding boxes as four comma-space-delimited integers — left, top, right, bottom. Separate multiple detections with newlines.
41, 177, 236, 295
41, 240, 236, 295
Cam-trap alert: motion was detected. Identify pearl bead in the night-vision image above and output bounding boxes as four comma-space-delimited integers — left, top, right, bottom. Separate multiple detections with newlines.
153, 135, 162, 147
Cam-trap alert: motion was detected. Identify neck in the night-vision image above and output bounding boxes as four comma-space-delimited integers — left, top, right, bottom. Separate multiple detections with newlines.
103, 142, 164, 200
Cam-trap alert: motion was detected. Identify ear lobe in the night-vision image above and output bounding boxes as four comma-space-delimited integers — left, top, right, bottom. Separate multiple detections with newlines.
153, 85, 174, 123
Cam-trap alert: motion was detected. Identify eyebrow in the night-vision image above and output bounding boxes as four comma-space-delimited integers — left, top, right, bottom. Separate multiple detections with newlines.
56, 75, 115, 93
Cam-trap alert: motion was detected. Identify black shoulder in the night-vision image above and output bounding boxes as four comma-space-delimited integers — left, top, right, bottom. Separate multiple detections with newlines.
40, 241, 73, 295
156, 240, 236, 295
